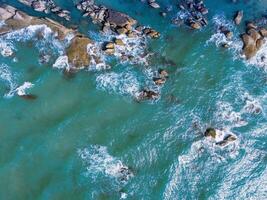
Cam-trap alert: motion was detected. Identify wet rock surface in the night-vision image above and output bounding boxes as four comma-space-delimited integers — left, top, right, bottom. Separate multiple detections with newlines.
174, 0, 209, 29
241, 21, 267, 59
18, 0, 71, 20
76, 0, 160, 38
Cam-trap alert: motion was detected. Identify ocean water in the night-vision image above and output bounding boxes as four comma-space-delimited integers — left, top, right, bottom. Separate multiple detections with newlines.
0, 0, 267, 199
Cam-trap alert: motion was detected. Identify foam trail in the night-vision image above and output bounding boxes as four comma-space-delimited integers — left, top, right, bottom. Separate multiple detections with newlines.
0, 64, 17, 98
78, 145, 133, 183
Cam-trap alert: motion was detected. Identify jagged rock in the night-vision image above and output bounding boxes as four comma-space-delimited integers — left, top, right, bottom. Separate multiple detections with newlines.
234, 10, 243, 25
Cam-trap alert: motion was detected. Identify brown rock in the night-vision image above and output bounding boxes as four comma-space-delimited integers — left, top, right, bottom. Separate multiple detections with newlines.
66, 35, 91, 68
247, 28, 262, 41
114, 39, 125, 46
242, 33, 257, 59
190, 22, 201, 29
116, 27, 128, 34
259, 28, 267, 37
234, 10, 243, 25
246, 22, 258, 30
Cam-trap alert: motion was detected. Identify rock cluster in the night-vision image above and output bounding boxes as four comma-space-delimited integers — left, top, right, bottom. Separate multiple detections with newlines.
0, 5, 98, 69
76, 0, 160, 38
153, 69, 169, 85
178, 0, 208, 29
241, 22, 267, 59
204, 128, 237, 147
18, 0, 71, 20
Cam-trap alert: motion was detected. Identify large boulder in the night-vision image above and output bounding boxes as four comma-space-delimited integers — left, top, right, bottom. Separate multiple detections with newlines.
66, 35, 91, 68
242, 33, 257, 59
104, 9, 136, 27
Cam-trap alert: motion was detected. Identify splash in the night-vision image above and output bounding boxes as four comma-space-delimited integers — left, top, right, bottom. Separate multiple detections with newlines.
0, 63, 17, 98
78, 145, 133, 184
96, 71, 140, 98
15, 82, 34, 96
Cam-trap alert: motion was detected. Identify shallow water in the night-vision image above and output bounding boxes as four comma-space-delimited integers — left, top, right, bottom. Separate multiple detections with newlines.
0, 0, 267, 199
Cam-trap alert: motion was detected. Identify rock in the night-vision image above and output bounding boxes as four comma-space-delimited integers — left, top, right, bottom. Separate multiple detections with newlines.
222, 43, 230, 48
105, 42, 115, 49
104, 48, 115, 54
158, 69, 168, 78
31, 1, 47, 12
138, 89, 159, 100
114, 39, 125, 46
256, 38, 265, 49
20, 94, 37, 100
105, 9, 134, 27
259, 28, 267, 37
234, 10, 243, 25
66, 35, 91, 68
247, 28, 262, 41
241, 33, 257, 59
0, 6, 15, 21
149, 2, 160, 9
246, 22, 258, 30
204, 128, 216, 138
160, 12, 167, 17
190, 21, 201, 29
153, 77, 166, 85
116, 27, 128, 35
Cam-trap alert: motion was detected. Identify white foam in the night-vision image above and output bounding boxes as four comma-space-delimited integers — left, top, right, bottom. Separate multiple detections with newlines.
86, 43, 109, 70
96, 71, 140, 98
88, 30, 150, 66
0, 39, 14, 57
216, 101, 248, 128
15, 82, 34, 96
52, 55, 69, 69
0, 63, 17, 98
78, 145, 133, 183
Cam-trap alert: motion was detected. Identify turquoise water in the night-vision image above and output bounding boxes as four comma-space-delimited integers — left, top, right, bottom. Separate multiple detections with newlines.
0, 0, 267, 199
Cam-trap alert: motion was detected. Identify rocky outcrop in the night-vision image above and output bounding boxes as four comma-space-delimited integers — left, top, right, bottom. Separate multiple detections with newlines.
18, 0, 71, 20
0, 5, 73, 38
175, 0, 209, 29
76, 0, 160, 38
66, 35, 92, 68
241, 22, 267, 59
